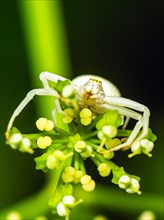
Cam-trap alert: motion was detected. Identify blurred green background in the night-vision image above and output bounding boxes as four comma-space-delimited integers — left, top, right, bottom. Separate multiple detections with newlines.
0, 1, 163, 219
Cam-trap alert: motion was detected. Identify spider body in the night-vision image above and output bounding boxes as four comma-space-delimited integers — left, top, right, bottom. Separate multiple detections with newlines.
72, 75, 120, 113
6, 72, 150, 152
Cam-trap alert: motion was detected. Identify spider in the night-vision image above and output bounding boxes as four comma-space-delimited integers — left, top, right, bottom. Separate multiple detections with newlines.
6, 71, 150, 152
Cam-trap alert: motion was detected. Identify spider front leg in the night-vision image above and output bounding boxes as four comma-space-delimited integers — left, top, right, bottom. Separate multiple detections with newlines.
39, 71, 70, 89
6, 88, 60, 138
6, 72, 69, 138
103, 96, 150, 152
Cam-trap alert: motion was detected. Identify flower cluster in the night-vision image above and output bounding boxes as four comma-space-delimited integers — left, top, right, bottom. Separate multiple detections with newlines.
6, 79, 157, 220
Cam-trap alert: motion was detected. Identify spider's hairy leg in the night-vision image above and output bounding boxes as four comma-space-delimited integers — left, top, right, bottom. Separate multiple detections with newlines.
103, 96, 150, 151
6, 88, 59, 139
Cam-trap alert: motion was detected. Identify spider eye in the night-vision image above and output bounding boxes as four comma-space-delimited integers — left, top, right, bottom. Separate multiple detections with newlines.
90, 78, 102, 84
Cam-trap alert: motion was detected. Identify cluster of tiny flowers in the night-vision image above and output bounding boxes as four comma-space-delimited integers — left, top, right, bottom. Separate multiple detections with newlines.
8, 133, 33, 154
6, 80, 157, 220
118, 175, 141, 194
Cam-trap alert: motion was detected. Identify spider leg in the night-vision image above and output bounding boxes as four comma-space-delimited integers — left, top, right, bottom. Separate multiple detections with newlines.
122, 116, 130, 129
6, 88, 59, 138
6, 72, 72, 138
39, 71, 70, 89
103, 96, 150, 151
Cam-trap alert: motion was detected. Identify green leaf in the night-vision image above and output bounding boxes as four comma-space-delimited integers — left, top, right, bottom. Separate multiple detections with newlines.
54, 111, 69, 133
145, 128, 157, 142
34, 153, 48, 172
104, 110, 122, 127
51, 79, 70, 94
96, 110, 122, 130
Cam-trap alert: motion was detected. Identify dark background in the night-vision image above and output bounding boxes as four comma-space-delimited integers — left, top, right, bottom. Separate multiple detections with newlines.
0, 1, 164, 219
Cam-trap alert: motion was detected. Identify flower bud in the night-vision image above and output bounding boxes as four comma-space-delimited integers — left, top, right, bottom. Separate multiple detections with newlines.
37, 136, 52, 149
126, 178, 141, 194
63, 108, 74, 124
74, 141, 86, 153
98, 163, 111, 177
62, 195, 75, 207
36, 118, 54, 131
80, 175, 95, 192
102, 125, 117, 138
56, 202, 67, 217
118, 175, 131, 189
46, 155, 58, 169
62, 85, 74, 97
80, 108, 92, 126
141, 139, 154, 152
8, 133, 22, 149
21, 138, 33, 154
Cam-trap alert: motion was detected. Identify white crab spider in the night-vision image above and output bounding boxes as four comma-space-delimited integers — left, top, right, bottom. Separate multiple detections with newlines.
6, 71, 150, 152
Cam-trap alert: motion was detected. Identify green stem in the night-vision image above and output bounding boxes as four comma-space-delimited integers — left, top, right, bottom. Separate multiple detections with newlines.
76, 186, 163, 219
1, 1, 72, 219
18, 0, 72, 118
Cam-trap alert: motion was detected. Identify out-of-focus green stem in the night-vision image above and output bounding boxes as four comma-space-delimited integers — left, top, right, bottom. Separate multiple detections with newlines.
75, 186, 163, 219
18, 0, 72, 117
18, 0, 71, 78
1, 1, 72, 219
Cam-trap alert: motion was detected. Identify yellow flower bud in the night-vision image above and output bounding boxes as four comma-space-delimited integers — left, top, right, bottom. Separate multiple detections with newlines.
46, 155, 58, 169
36, 118, 54, 131
80, 175, 96, 192
62, 166, 75, 183
45, 120, 54, 131
73, 170, 83, 183
63, 108, 74, 124
37, 136, 52, 149
80, 108, 92, 126
82, 179, 96, 192
98, 163, 111, 177
80, 118, 92, 126
80, 108, 92, 118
